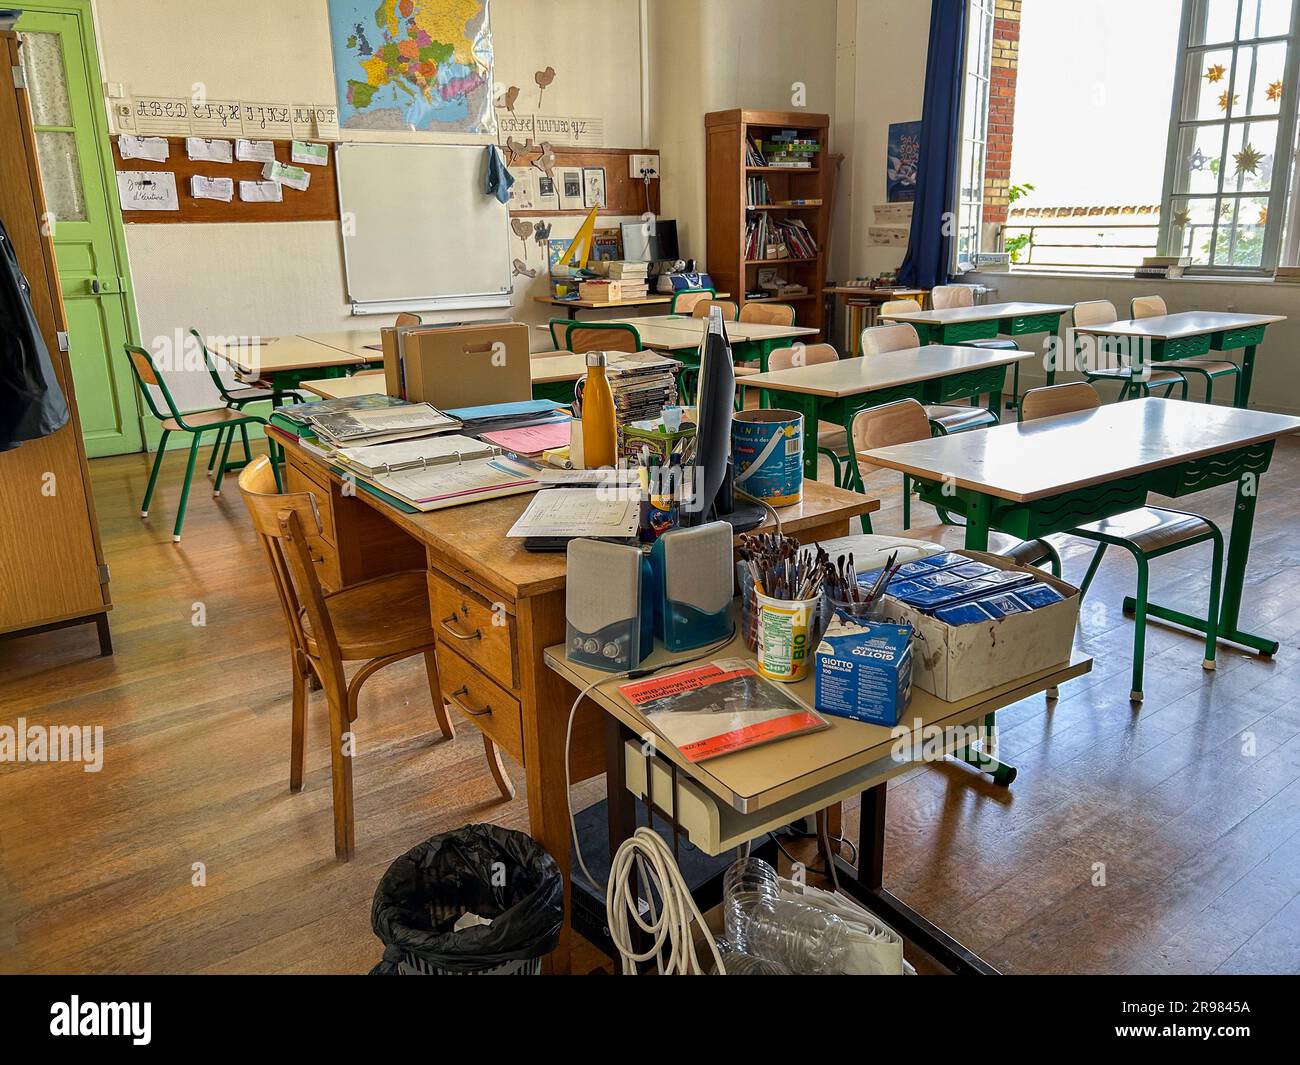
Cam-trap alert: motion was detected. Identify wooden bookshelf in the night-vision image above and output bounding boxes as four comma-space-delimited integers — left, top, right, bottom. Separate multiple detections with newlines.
706, 109, 831, 338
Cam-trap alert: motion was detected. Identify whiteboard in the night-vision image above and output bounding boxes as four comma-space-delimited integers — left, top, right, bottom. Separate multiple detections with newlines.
335, 142, 513, 314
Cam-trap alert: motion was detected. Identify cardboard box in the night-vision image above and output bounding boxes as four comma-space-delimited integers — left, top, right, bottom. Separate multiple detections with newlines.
382, 322, 531, 409
878, 551, 1079, 702
814, 622, 914, 726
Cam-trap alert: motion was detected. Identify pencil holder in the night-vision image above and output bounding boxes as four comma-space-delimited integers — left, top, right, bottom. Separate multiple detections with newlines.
755, 591, 822, 683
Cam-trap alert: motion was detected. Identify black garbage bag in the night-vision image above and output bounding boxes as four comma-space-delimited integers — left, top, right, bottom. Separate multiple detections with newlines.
370, 824, 563, 974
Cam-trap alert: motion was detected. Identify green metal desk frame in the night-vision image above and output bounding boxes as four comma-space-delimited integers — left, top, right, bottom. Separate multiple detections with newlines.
908, 312, 1063, 390
1132, 324, 1271, 408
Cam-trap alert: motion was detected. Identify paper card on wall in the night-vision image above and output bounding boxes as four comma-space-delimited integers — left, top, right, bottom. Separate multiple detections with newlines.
131, 96, 191, 135
235, 139, 276, 163
292, 103, 339, 141
508, 167, 537, 210
262, 160, 310, 191
532, 115, 605, 147
116, 171, 179, 211
535, 172, 559, 211
189, 100, 245, 137
290, 141, 329, 166
241, 102, 293, 140
239, 180, 283, 203
190, 175, 235, 202
117, 135, 169, 162
186, 137, 234, 163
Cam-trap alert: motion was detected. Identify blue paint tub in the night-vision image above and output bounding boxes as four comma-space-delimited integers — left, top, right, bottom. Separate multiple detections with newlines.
732, 409, 804, 507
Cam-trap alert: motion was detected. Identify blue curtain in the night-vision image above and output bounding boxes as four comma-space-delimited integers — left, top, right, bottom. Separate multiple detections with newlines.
898, 0, 968, 289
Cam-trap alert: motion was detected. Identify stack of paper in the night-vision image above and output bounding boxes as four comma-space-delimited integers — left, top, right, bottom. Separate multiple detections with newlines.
310, 402, 460, 447
362, 454, 539, 513
332, 434, 496, 477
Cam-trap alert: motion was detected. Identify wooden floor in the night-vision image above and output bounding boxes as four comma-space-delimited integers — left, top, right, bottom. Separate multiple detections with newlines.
3, 431, 1300, 975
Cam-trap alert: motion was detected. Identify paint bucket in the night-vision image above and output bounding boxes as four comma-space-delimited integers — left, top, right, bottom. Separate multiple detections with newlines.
755, 591, 821, 683
732, 409, 804, 508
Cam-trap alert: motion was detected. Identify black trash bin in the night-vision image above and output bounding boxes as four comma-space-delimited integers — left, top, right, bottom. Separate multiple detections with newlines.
370, 824, 563, 975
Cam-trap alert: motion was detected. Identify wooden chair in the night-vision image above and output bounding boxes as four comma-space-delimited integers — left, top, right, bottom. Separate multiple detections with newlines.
125, 344, 278, 542
766, 343, 849, 485
858, 323, 1000, 435
1019, 383, 1222, 701
237, 456, 513, 860
849, 399, 1061, 579
563, 321, 642, 354
739, 302, 795, 326
930, 284, 975, 310
1129, 295, 1241, 405
394, 312, 422, 327
670, 287, 716, 314
1071, 299, 1187, 401
191, 328, 302, 479
879, 298, 922, 317
691, 299, 739, 320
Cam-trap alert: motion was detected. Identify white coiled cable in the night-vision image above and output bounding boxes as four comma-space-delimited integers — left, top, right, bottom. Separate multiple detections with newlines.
606, 826, 728, 975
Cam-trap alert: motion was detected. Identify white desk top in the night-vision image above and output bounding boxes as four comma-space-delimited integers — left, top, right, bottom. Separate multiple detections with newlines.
298, 330, 385, 359
742, 344, 1032, 398
862, 397, 1300, 503
298, 375, 385, 400
1070, 311, 1286, 339
609, 315, 818, 344
211, 336, 367, 375
881, 301, 1072, 325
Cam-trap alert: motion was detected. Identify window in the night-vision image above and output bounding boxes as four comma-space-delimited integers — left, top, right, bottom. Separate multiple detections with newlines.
1158, 0, 1300, 271
954, 0, 995, 270
954, 0, 1300, 275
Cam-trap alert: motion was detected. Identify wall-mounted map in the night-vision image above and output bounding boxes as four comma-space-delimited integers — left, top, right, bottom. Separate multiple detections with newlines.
326, 0, 496, 135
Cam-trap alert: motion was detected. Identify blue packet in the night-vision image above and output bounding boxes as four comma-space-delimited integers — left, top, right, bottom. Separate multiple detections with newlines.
885, 579, 928, 602
978, 593, 1032, 618
934, 601, 996, 625
913, 552, 969, 571
947, 561, 999, 580
1016, 582, 1067, 609
912, 569, 971, 590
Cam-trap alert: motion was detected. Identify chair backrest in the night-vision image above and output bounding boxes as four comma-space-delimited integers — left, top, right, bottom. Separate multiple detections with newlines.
859, 323, 920, 356
880, 298, 922, 317
189, 329, 239, 403
1072, 299, 1117, 329
395, 312, 422, 327
238, 456, 345, 689
547, 317, 572, 350
691, 299, 739, 320
124, 344, 184, 424
1019, 381, 1101, 422
1130, 295, 1167, 320
670, 288, 716, 314
766, 342, 838, 372
851, 398, 932, 456
566, 322, 642, 354
739, 302, 795, 326
931, 285, 975, 310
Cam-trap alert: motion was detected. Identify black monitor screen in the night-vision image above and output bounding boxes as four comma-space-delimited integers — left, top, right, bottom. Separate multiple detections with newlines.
620, 219, 679, 262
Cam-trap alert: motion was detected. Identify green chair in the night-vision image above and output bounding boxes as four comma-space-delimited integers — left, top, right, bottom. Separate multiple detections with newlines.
561, 320, 643, 355
547, 317, 572, 350
1129, 296, 1241, 405
1020, 383, 1222, 702
125, 344, 280, 542
1073, 300, 1188, 401
669, 288, 716, 315
192, 329, 301, 477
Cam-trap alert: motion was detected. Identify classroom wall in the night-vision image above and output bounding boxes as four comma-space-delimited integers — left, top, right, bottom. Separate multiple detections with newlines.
92, 0, 648, 410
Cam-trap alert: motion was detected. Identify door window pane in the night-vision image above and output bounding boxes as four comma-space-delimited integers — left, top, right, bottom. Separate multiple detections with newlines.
19, 31, 73, 127
34, 131, 87, 222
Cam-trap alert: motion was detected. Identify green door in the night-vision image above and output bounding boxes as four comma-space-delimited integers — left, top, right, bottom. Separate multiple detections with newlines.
17, 6, 142, 456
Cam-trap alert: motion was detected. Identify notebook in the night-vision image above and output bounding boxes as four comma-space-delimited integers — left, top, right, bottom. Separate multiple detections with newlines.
479, 420, 573, 457
333, 434, 497, 477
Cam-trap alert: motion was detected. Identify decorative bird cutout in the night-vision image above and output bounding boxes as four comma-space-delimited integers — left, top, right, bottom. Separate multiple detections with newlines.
534, 221, 552, 249
535, 66, 556, 107
536, 141, 557, 179
511, 217, 535, 241
513, 258, 538, 278
504, 85, 520, 113
506, 136, 544, 169
1205, 63, 1226, 84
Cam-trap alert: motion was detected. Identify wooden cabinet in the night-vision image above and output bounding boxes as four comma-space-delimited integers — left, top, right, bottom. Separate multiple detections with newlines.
0, 30, 110, 654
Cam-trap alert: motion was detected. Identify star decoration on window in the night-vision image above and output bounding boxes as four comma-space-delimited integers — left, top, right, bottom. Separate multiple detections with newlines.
1267, 80, 1284, 101
1172, 209, 1192, 228
1259, 207, 1269, 225
1234, 143, 1264, 174
1189, 147, 1208, 171
1219, 91, 1240, 112
1205, 63, 1227, 83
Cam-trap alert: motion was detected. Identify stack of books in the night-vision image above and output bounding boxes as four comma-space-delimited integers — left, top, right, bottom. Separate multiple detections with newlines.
762, 130, 820, 168
1134, 255, 1191, 279
309, 402, 460, 447
745, 136, 766, 167
578, 277, 649, 303
745, 215, 819, 260
747, 175, 773, 206
605, 351, 681, 426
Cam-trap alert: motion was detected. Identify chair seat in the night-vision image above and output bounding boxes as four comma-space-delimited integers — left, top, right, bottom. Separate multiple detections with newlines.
1158, 358, 1239, 375
1073, 506, 1214, 552
817, 421, 849, 455
960, 339, 1020, 350
161, 407, 263, 432
226, 384, 276, 401
1086, 366, 1185, 386
301, 570, 435, 661
987, 532, 1056, 569
734, 364, 762, 377
924, 404, 998, 433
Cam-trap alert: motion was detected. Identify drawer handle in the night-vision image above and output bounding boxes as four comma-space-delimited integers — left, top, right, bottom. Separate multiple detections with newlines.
440, 614, 482, 641
448, 686, 491, 717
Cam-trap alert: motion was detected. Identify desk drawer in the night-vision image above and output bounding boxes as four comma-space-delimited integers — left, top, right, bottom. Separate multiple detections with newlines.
305, 534, 341, 591
428, 571, 517, 690
438, 646, 524, 764
285, 463, 336, 545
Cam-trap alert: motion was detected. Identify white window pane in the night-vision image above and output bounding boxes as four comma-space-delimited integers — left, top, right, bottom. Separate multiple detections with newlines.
33, 130, 86, 222
1183, 47, 1237, 120
1239, 0, 1293, 38
19, 31, 72, 127
1175, 124, 1229, 192
1243, 40, 1288, 113
1223, 118, 1277, 190
1172, 196, 1219, 261
1190, 0, 1244, 44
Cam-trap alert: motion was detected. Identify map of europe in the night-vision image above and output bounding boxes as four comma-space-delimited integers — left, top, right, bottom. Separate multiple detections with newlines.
326, 0, 496, 134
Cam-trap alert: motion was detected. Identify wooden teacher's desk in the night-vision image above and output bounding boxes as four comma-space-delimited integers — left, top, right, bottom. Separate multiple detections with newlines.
275, 432, 877, 971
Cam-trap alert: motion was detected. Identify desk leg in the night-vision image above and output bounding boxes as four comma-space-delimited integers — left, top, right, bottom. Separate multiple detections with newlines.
831, 783, 997, 974
780, 391, 823, 482
1237, 344, 1257, 408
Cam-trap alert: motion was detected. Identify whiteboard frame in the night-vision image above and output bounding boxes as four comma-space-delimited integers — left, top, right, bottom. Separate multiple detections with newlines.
334, 142, 514, 316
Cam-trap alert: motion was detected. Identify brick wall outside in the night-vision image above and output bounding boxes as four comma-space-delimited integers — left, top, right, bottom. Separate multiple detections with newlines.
984, 0, 1021, 225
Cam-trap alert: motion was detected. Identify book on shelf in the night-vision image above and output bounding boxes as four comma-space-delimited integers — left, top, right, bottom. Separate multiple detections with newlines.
745, 214, 819, 260
745, 135, 767, 167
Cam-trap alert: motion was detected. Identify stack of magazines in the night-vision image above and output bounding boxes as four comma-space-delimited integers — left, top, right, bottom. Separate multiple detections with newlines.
308, 402, 460, 447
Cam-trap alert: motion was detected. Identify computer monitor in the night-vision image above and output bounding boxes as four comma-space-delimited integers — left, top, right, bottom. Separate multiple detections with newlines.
682, 310, 765, 533
620, 219, 680, 263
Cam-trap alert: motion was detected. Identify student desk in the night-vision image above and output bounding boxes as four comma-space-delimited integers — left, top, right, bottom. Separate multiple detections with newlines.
544, 624, 1091, 974
743, 345, 1034, 480
862, 398, 1300, 658
534, 292, 730, 320
881, 301, 1070, 385
1069, 311, 1285, 409
212, 336, 369, 402
299, 375, 385, 400
610, 314, 820, 371
299, 329, 385, 360
272, 431, 879, 971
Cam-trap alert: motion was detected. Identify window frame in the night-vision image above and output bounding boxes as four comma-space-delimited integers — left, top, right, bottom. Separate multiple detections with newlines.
1156, 0, 1300, 274
953, 0, 997, 273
